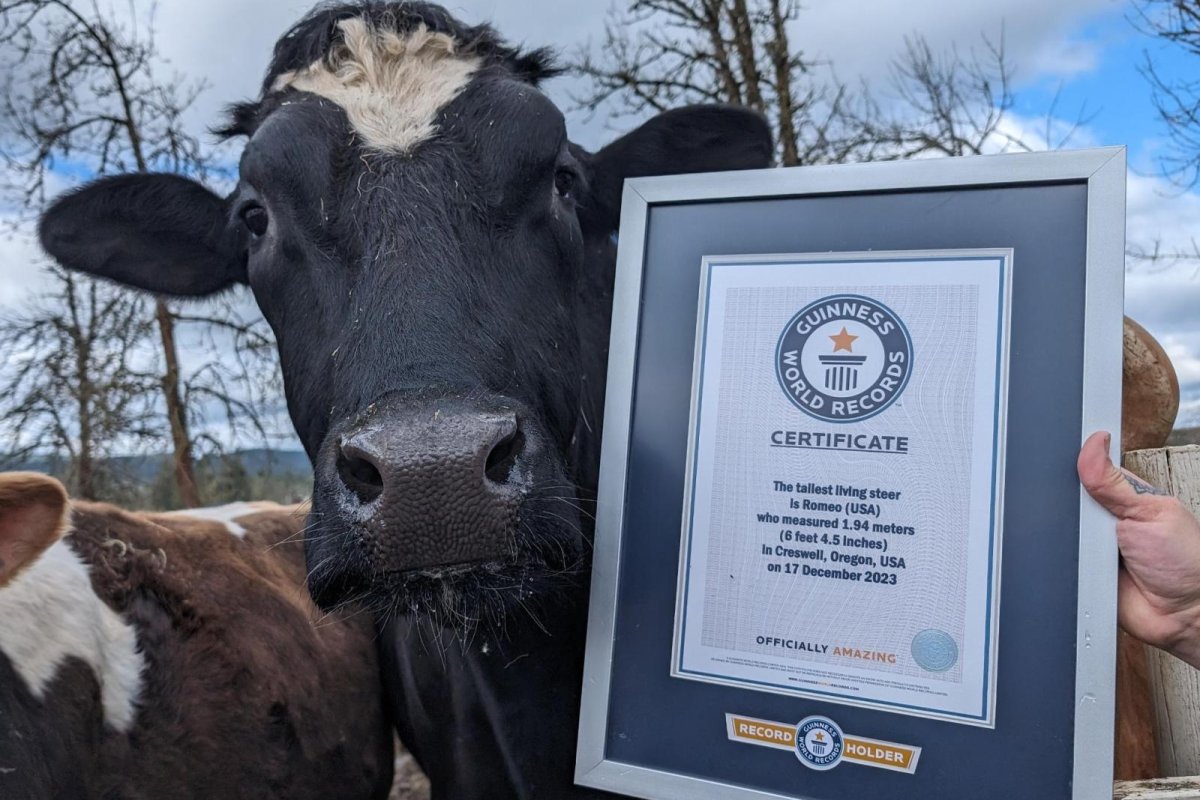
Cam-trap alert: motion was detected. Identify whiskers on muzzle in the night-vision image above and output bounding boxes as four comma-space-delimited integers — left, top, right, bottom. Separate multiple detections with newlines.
306, 485, 594, 642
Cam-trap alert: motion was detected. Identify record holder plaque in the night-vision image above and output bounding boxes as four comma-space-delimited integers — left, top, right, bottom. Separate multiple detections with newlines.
576, 149, 1125, 800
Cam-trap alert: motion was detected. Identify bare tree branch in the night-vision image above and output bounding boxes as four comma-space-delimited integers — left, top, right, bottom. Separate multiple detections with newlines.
569, 2, 1035, 170
0, 265, 157, 500
840, 31, 1030, 162
1133, 0, 1200, 187
0, 0, 283, 506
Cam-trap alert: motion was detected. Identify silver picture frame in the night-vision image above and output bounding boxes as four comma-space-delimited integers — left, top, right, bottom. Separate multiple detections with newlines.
575, 147, 1125, 800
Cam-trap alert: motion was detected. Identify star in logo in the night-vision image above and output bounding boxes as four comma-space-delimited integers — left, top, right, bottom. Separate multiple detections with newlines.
829, 326, 858, 353
813, 732, 826, 743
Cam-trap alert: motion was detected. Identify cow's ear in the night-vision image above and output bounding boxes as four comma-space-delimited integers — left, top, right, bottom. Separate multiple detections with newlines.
0, 473, 69, 587
581, 105, 773, 233
39, 173, 244, 297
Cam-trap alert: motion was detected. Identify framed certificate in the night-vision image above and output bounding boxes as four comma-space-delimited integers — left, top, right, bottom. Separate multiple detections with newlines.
576, 149, 1125, 800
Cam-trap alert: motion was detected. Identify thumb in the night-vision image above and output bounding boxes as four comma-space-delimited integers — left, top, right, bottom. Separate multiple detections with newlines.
1078, 430, 1167, 521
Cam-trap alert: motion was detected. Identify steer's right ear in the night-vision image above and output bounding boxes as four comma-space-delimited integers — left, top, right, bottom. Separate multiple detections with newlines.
580, 104, 773, 234
0, 473, 69, 587
39, 173, 244, 297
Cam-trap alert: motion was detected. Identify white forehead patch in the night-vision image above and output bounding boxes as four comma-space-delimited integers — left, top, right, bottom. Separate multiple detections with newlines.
272, 17, 480, 154
0, 537, 143, 732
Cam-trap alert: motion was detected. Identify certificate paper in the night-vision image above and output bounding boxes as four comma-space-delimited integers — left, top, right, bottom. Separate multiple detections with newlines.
672, 251, 1010, 727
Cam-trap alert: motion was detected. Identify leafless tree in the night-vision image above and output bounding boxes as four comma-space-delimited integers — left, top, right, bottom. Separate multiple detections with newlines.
0, 266, 158, 500
1118, 0, 1200, 269
572, 0, 851, 166
1126, 235, 1200, 269
175, 296, 283, 458
0, 0, 204, 504
1134, 1, 1200, 187
845, 33, 1034, 161
0, 0, 282, 506
572, 3, 1050, 166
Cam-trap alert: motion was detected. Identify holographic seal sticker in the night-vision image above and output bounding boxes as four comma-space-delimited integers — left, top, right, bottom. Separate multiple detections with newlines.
911, 629, 958, 672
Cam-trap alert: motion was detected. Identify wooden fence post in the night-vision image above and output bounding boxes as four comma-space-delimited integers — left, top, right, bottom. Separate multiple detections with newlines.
1115, 778, 1200, 799
1124, 446, 1200, 777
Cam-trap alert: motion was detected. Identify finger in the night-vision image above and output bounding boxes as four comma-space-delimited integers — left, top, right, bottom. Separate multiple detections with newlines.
1078, 431, 1167, 521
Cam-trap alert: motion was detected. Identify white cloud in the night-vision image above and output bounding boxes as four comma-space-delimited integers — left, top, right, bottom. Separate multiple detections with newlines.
152, 1, 1128, 153
1128, 172, 1200, 258
0, 160, 89, 308
12, 1, 1137, 162
150, 0, 618, 149
1161, 334, 1200, 384
1120, 173, 1200, 425
982, 111, 1200, 426
0, 227, 55, 307
993, 110, 1103, 152
1179, 395, 1200, 424
151, 1, 312, 140
1123, 171, 1200, 346
7, 0, 1200, 440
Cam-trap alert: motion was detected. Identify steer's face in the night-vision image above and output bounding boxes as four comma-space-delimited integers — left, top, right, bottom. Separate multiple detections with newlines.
38, 2, 771, 630
228, 19, 598, 617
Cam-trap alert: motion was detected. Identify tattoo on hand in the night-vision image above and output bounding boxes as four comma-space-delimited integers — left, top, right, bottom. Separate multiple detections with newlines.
1122, 471, 1170, 496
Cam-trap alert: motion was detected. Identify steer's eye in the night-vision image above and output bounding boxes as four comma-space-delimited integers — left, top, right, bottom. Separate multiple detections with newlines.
240, 204, 269, 237
553, 168, 576, 200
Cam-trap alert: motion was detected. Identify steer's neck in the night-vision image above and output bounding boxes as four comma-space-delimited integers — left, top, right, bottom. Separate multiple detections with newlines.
379, 591, 616, 800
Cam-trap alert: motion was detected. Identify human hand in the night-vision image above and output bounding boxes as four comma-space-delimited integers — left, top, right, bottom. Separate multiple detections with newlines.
1078, 431, 1200, 668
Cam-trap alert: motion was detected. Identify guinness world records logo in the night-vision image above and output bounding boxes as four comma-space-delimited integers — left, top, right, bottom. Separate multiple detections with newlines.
775, 294, 913, 423
794, 715, 845, 771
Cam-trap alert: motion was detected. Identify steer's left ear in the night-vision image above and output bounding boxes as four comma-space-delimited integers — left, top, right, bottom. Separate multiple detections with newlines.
580, 104, 773, 233
39, 173, 244, 297
0, 473, 69, 587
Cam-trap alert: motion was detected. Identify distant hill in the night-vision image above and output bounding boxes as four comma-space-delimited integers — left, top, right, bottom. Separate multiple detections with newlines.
8, 449, 310, 480
9, 452, 164, 483
2, 449, 312, 510
1169, 427, 1200, 447
204, 448, 310, 475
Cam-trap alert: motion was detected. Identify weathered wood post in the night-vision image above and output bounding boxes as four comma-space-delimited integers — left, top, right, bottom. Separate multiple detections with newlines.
1110, 323, 1200, 798
1123, 446, 1200, 778
1115, 777, 1200, 799
1113, 447, 1200, 798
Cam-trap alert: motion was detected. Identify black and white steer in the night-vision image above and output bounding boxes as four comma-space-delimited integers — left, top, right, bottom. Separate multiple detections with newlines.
37, 2, 773, 797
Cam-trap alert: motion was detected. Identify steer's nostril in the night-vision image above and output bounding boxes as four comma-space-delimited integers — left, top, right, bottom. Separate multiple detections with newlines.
337, 450, 384, 504
485, 429, 526, 484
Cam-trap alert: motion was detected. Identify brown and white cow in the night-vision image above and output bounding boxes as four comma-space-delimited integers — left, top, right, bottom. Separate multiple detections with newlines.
0, 473, 394, 799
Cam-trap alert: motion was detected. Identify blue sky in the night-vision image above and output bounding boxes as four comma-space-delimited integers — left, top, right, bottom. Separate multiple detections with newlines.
1024, 5, 1200, 426
1014, 4, 1187, 172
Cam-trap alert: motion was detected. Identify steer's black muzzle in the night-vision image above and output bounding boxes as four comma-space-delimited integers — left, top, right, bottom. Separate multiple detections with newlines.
305, 390, 588, 622
314, 393, 537, 583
